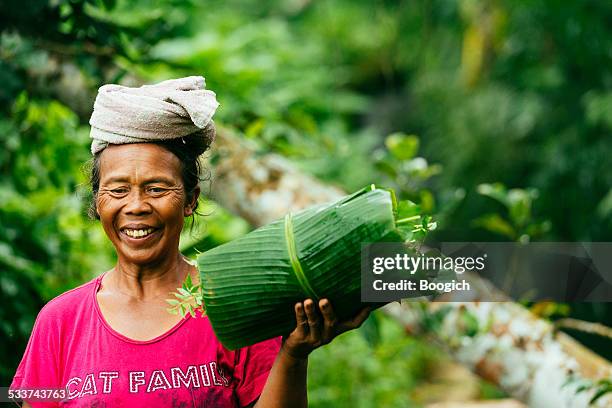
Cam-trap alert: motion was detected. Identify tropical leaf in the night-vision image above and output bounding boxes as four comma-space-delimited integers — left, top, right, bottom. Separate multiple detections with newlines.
197, 185, 426, 349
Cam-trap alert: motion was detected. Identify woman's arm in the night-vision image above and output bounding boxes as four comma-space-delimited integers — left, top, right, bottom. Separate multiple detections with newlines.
250, 346, 308, 408
254, 298, 370, 408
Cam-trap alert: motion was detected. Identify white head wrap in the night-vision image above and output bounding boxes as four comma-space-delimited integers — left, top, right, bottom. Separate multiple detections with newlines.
89, 76, 219, 155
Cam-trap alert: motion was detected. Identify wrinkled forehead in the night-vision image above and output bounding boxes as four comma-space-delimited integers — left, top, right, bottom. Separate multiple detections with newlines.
99, 143, 182, 185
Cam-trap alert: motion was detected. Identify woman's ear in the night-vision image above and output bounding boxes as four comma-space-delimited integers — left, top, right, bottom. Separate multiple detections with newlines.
184, 186, 201, 217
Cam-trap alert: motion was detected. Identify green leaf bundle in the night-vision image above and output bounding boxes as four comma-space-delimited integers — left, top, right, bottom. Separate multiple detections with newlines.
198, 185, 418, 350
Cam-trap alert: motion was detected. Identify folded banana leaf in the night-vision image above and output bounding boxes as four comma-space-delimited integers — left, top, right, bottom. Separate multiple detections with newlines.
198, 185, 416, 350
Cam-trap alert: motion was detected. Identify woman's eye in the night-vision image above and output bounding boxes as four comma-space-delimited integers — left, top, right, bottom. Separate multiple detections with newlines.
148, 187, 166, 193
111, 188, 129, 194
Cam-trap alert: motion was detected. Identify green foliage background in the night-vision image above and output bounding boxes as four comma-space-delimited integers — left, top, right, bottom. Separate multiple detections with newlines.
1, 0, 610, 405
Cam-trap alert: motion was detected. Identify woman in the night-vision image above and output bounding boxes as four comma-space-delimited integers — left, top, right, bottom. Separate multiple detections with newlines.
10, 77, 370, 407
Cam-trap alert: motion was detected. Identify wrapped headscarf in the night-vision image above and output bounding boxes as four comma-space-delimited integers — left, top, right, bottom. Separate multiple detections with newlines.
89, 76, 219, 155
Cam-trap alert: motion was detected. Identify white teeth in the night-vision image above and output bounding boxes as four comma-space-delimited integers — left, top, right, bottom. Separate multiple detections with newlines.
124, 228, 154, 238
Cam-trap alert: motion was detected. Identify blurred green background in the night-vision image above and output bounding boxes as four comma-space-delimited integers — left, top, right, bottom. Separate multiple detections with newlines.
1, 0, 610, 406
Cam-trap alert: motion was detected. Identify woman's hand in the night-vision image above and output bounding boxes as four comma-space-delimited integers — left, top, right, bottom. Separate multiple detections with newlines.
280, 298, 371, 360
255, 300, 370, 408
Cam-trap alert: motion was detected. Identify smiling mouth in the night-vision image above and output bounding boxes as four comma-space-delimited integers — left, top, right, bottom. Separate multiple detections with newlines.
122, 228, 157, 239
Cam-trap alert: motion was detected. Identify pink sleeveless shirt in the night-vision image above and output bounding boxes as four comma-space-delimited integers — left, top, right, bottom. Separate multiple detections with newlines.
10, 274, 281, 407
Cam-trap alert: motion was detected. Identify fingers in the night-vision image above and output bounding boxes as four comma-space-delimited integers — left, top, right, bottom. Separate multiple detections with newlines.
319, 299, 338, 339
339, 306, 371, 334
304, 299, 321, 340
294, 301, 308, 337
294, 298, 371, 339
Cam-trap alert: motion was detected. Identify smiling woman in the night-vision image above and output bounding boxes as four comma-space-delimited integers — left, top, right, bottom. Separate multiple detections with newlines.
94, 143, 201, 341
96, 144, 195, 270
10, 77, 370, 408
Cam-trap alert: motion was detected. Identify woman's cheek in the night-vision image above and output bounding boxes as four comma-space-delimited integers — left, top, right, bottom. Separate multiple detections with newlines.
96, 193, 114, 215
96, 193, 124, 222
166, 191, 186, 210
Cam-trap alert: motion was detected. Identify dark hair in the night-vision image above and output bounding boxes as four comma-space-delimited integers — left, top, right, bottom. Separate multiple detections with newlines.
88, 129, 213, 222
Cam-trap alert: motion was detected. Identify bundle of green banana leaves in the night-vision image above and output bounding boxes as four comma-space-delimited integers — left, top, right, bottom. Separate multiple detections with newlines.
197, 185, 430, 350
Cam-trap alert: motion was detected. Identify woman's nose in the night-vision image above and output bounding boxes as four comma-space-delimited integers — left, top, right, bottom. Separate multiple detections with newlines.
123, 190, 152, 214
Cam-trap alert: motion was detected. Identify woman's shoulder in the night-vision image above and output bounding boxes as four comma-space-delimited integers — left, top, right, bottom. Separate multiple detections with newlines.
37, 274, 101, 321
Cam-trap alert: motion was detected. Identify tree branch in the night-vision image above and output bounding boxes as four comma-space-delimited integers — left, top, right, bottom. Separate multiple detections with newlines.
556, 318, 612, 342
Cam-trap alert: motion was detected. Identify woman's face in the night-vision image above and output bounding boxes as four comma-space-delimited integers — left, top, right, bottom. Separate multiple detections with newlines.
96, 143, 196, 266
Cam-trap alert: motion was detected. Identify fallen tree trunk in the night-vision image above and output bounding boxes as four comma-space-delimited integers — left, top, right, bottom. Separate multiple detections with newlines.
208, 127, 612, 408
